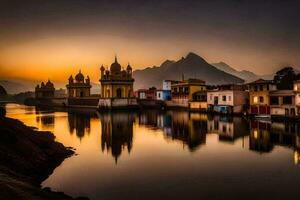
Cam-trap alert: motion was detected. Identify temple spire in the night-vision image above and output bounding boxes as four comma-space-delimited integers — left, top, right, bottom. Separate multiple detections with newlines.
115, 55, 118, 63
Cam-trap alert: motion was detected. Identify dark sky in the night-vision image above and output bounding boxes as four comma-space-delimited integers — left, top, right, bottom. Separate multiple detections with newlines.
1, 0, 300, 80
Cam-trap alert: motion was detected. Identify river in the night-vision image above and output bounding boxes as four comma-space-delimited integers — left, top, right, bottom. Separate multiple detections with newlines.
5, 103, 300, 200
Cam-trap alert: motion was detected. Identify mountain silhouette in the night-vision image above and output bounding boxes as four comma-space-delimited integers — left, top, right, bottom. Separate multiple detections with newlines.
0, 85, 7, 96
211, 62, 259, 82
133, 52, 244, 89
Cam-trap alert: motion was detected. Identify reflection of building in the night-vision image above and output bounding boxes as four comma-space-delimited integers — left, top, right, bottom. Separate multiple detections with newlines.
68, 112, 91, 139
249, 121, 273, 153
66, 70, 91, 98
207, 84, 248, 114
35, 107, 55, 128
35, 80, 55, 98
207, 115, 248, 142
100, 112, 134, 163
248, 79, 277, 115
249, 120, 300, 154
170, 79, 206, 107
170, 111, 207, 151
100, 57, 134, 98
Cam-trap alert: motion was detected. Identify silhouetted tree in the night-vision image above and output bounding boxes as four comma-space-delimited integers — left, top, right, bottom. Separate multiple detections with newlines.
273, 67, 296, 90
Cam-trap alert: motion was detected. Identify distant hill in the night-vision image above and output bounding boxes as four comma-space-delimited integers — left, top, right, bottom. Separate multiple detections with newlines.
0, 85, 7, 96
211, 62, 259, 82
0, 79, 101, 95
133, 52, 244, 90
0, 80, 37, 94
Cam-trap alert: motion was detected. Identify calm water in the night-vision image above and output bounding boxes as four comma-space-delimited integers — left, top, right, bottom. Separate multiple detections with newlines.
5, 103, 300, 200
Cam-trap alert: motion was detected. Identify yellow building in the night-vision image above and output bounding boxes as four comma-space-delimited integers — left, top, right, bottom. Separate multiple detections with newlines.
189, 91, 208, 111
100, 57, 134, 98
66, 70, 91, 98
248, 79, 276, 115
171, 79, 206, 107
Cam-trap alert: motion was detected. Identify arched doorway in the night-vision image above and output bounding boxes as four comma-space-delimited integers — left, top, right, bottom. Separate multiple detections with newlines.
116, 88, 122, 98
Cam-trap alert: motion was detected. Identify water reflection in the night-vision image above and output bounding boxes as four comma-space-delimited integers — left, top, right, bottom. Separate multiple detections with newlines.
249, 120, 300, 164
68, 112, 95, 140
35, 107, 55, 128
207, 115, 249, 143
99, 112, 135, 163
6, 104, 300, 199
6, 104, 300, 164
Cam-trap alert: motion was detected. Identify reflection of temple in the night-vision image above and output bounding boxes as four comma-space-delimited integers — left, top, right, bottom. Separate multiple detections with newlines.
68, 112, 91, 140
35, 107, 55, 128
207, 116, 249, 142
100, 112, 134, 163
35, 80, 55, 98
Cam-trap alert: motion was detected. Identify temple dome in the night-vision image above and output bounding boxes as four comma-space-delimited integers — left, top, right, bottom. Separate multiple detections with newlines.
45, 80, 54, 88
110, 56, 121, 72
75, 70, 84, 82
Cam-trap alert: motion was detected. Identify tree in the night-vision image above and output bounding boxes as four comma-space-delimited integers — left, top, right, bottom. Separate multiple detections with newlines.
273, 67, 296, 90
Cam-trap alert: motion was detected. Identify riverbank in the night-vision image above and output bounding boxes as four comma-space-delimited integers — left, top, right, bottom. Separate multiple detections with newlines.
0, 107, 88, 200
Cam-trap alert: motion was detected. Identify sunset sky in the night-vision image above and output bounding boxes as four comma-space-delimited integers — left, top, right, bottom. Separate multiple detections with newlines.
0, 0, 300, 82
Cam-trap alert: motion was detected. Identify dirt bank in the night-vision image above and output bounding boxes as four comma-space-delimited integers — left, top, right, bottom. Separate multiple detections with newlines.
0, 107, 88, 200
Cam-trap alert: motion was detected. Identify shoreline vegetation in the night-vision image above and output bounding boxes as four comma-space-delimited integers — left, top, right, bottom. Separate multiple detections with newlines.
0, 106, 88, 200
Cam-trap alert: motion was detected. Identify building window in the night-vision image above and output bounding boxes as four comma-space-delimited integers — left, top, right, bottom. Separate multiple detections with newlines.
259, 96, 264, 103
184, 87, 189, 93
283, 96, 292, 105
222, 95, 226, 101
259, 85, 263, 91
179, 87, 183, 92
253, 96, 258, 103
210, 95, 212, 100
267, 84, 269, 91
228, 96, 231, 101
254, 86, 258, 91
270, 96, 279, 105
158, 93, 161, 98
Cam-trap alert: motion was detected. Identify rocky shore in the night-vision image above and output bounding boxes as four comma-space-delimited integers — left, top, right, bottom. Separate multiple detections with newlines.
0, 107, 88, 200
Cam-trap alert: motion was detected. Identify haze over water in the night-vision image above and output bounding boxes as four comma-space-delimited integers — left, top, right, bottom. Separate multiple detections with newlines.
5, 103, 300, 200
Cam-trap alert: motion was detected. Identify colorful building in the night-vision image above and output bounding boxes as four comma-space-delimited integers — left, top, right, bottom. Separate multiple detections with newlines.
207, 84, 248, 114
269, 90, 296, 117
248, 79, 277, 115
170, 78, 206, 107
293, 80, 300, 115
189, 91, 207, 111
35, 80, 55, 98
137, 87, 157, 100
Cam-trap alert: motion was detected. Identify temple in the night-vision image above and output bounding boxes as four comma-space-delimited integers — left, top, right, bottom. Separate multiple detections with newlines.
98, 56, 138, 109
66, 70, 91, 98
35, 80, 55, 98
100, 56, 134, 98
